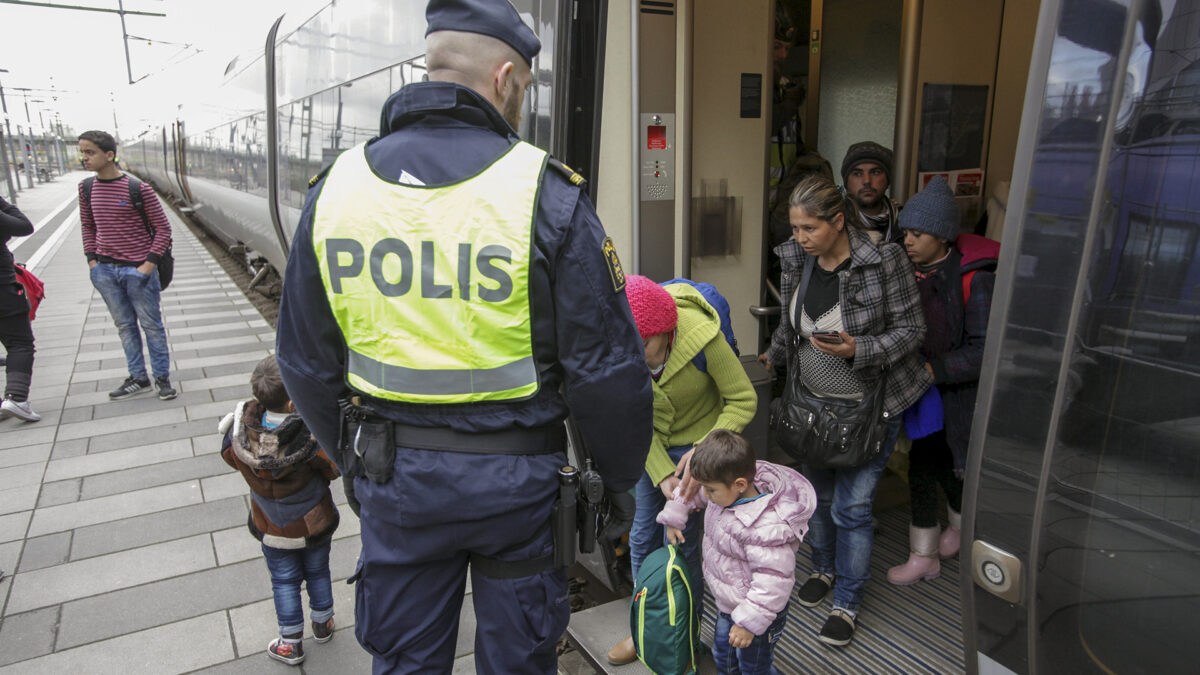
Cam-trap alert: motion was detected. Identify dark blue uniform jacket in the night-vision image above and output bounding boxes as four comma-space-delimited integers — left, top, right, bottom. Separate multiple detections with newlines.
276, 82, 652, 528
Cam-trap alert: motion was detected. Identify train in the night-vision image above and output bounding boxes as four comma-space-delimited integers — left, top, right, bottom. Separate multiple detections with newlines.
118, 1, 1200, 673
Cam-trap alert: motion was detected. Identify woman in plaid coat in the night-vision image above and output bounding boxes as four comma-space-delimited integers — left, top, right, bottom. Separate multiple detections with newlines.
760, 174, 930, 647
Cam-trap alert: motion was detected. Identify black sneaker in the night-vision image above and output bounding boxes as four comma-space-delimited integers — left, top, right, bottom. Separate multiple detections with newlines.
818, 609, 856, 647
155, 376, 177, 401
797, 572, 833, 607
109, 376, 151, 400
312, 618, 334, 643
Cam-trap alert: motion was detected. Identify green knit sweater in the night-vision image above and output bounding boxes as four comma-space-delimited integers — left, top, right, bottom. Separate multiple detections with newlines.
644, 283, 758, 485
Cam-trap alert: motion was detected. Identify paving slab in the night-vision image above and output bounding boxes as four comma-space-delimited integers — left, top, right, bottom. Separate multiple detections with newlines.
54, 408, 188, 442
79, 453, 230, 501
0, 426, 56, 451
0, 612, 234, 674
0, 443, 51, 470
49, 438, 88, 461
17, 532, 71, 572
44, 438, 194, 482
0, 511, 31, 544
0, 485, 40, 516
87, 418, 215, 453
0, 540, 21, 577
202, 472, 252, 503
55, 558, 265, 649
36, 479, 82, 508
0, 464, 44, 490
7, 534, 216, 614
27, 480, 203, 536
0, 606, 60, 667
69, 496, 246, 561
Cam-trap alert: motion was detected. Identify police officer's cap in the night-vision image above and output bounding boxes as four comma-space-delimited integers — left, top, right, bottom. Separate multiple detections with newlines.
426, 0, 541, 67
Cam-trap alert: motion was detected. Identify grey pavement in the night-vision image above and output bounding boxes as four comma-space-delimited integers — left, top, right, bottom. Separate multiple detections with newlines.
0, 175, 492, 672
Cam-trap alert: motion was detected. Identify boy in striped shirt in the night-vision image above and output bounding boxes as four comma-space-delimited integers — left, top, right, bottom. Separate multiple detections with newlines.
78, 130, 176, 401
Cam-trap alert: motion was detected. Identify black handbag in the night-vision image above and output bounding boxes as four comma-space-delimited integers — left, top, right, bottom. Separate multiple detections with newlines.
768, 256, 891, 469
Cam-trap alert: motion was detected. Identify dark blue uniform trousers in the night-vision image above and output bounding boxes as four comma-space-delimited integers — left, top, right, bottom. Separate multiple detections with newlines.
351, 453, 569, 674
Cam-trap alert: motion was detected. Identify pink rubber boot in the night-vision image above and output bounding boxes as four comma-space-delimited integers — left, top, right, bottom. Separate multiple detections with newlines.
940, 507, 962, 559
887, 526, 941, 585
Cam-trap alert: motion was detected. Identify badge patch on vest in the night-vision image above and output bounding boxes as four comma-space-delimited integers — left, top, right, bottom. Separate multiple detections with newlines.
602, 237, 625, 292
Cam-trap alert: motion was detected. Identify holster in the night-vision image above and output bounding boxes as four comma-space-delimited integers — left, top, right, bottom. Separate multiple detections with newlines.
338, 397, 395, 484
552, 467, 578, 569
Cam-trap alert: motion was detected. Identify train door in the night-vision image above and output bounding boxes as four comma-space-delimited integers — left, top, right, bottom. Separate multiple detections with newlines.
963, 0, 1200, 672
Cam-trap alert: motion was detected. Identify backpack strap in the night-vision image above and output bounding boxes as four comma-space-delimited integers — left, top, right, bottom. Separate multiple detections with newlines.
82, 175, 95, 205
962, 269, 978, 307
126, 176, 153, 237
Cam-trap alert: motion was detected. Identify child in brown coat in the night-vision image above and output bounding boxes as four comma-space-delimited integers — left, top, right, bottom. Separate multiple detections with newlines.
220, 355, 340, 666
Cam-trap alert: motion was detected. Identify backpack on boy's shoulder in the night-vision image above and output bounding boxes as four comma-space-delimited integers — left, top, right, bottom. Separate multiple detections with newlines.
630, 545, 697, 675
661, 278, 739, 373
82, 175, 174, 290
13, 263, 44, 321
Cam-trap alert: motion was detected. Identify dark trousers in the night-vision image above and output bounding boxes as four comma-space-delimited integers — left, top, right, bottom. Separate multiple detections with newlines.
908, 430, 963, 528
0, 306, 34, 400
350, 449, 570, 675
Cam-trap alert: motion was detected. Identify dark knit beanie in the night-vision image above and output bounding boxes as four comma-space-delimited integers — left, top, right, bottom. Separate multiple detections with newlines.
898, 175, 960, 241
625, 275, 677, 340
840, 141, 893, 184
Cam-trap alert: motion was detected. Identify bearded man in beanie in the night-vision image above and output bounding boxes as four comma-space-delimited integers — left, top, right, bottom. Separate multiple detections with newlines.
889, 175, 998, 587
842, 141, 902, 244
274, 1, 652, 672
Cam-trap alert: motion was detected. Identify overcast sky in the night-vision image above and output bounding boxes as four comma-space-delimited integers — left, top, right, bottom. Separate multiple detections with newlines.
0, 0, 328, 138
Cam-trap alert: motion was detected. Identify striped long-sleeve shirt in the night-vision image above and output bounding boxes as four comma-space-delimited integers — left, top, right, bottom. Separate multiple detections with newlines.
79, 174, 172, 265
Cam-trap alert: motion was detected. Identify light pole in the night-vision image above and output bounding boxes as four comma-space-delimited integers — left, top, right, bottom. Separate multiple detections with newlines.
16, 88, 42, 184
0, 68, 17, 201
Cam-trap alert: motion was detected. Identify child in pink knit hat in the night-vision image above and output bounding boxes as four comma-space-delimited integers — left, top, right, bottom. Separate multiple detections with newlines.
606, 275, 758, 666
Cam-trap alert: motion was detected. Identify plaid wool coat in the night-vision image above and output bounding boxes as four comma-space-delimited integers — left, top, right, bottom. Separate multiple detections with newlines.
767, 226, 932, 417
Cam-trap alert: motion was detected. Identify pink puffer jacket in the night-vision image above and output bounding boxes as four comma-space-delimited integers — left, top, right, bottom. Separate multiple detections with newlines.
657, 461, 816, 635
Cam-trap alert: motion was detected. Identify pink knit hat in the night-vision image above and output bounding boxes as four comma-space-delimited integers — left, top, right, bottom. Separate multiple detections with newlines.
625, 275, 678, 340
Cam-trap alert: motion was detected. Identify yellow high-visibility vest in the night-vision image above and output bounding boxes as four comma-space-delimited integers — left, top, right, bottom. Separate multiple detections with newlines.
312, 141, 546, 403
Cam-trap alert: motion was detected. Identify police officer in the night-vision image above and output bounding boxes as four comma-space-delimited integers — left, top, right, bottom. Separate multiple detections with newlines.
275, 1, 653, 673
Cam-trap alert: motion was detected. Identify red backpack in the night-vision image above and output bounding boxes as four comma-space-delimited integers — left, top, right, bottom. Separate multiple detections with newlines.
13, 263, 45, 321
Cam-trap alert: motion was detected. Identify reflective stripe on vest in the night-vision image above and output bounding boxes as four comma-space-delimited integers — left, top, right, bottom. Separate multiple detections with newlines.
312, 141, 547, 403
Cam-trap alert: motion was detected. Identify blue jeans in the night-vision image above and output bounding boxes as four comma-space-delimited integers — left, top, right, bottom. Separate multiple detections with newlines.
712, 611, 787, 675
802, 418, 901, 613
629, 444, 702, 592
89, 263, 170, 380
262, 542, 335, 637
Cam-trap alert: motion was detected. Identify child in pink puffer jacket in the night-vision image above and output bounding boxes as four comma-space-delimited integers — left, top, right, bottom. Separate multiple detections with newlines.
659, 430, 816, 674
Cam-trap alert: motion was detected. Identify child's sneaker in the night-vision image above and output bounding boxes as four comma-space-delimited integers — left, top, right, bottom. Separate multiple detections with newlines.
267, 636, 304, 665
312, 618, 335, 643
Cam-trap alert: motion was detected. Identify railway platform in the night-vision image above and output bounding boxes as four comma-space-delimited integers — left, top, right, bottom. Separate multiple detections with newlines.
0, 175, 966, 674
0, 175, 382, 673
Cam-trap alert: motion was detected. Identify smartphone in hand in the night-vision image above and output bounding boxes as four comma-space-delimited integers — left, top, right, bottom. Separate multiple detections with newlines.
813, 331, 845, 344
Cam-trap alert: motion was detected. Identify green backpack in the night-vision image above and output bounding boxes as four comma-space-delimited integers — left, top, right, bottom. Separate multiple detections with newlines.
630, 545, 697, 674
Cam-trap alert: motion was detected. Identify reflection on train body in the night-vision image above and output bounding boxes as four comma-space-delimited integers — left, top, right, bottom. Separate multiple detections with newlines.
967, 1, 1200, 672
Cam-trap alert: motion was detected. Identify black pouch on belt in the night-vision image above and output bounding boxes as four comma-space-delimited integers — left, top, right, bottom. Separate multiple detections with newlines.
354, 420, 396, 484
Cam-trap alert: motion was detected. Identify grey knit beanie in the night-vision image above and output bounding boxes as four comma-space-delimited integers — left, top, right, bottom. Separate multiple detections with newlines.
898, 175, 960, 241
840, 141, 893, 184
